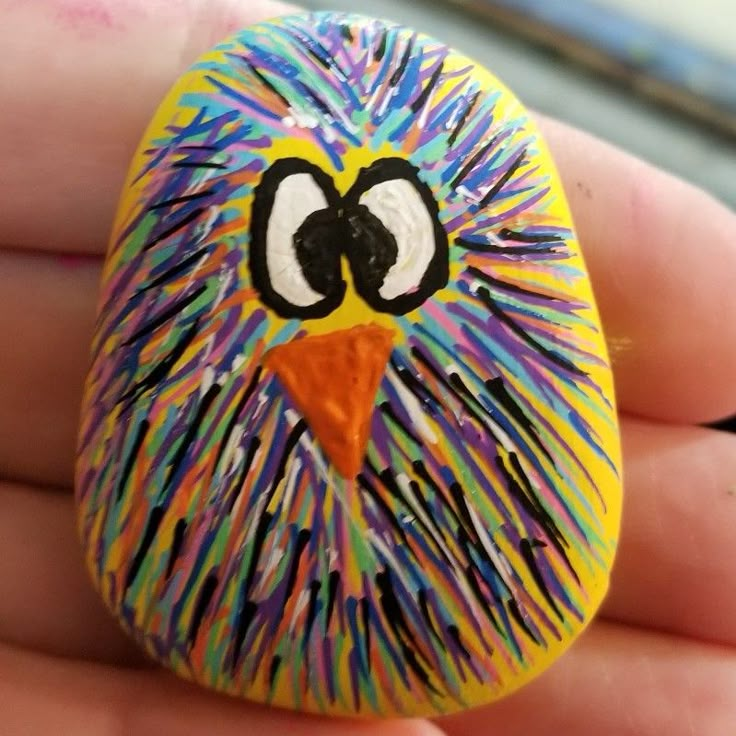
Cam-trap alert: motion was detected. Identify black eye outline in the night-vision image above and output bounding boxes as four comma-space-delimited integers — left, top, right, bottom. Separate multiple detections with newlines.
343, 158, 449, 316
249, 157, 449, 320
249, 158, 346, 320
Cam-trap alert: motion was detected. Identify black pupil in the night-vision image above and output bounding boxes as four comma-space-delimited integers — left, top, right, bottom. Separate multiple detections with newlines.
345, 206, 399, 292
294, 209, 346, 297
295, 205, 400, 297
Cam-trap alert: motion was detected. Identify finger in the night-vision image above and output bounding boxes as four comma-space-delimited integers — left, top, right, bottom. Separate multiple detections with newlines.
539, 114, 736, 423
438, 622, 736, 736
0, 481, 144, 665
3, 8, 736, 427
600, 419, 736, 645
0, 643, 444, 736
4, 414, 736, 665
0, 250, 100, 487
3, 492, 734, 736
0, 0, 298, 254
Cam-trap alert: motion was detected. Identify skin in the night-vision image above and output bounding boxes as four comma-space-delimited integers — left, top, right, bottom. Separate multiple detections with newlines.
1, 1, 735, 733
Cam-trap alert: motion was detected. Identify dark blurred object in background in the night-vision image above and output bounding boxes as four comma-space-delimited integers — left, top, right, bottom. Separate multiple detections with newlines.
450, 0, 736, 137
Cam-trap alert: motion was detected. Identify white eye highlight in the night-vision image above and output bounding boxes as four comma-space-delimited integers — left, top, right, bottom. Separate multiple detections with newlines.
266, 173, 328, 307
358, 179, 437, 301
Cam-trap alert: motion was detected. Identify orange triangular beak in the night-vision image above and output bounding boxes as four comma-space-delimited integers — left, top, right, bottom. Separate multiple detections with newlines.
264, 324, 394, 479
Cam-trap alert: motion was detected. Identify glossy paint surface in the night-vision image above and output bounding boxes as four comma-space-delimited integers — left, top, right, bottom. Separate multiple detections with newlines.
76, 12, 622, 717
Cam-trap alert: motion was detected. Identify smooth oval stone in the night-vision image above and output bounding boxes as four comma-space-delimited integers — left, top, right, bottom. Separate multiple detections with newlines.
76, 11, 622, 718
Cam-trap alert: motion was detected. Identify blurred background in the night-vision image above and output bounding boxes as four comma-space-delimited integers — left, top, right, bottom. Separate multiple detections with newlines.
302, 0, 736, 431
301, 0, 736, 208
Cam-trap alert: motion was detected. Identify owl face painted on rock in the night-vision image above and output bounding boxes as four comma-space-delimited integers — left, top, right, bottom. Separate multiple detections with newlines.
77, 12, 622, 718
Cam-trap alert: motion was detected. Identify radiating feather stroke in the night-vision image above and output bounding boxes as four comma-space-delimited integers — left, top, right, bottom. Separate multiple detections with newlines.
76, 12, 621, 717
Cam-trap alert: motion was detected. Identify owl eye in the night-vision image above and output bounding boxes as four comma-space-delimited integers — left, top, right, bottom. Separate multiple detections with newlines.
345, 159, 449, 315
250, 159, 345, 319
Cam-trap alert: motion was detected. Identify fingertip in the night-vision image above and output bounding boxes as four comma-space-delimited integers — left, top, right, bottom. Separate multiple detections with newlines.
537, 114, 736, 423
406, 720, 449, 736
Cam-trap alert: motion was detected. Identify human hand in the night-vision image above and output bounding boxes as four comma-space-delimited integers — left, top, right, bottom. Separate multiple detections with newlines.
1, 2, 735, 734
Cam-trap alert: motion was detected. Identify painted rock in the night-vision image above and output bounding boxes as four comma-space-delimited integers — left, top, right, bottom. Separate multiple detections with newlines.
76, 12, 622, 718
